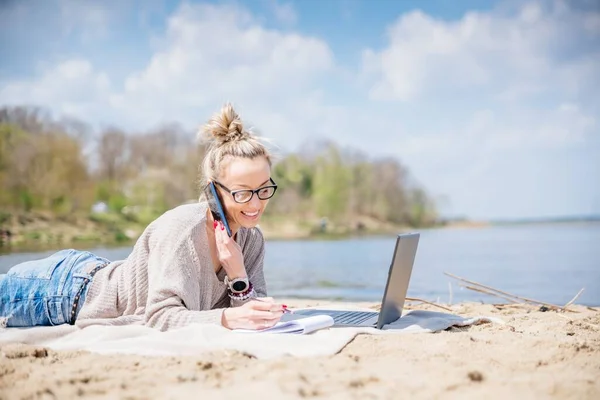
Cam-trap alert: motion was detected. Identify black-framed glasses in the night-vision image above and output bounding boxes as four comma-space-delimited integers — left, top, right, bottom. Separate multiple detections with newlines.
214, 178, 278, 204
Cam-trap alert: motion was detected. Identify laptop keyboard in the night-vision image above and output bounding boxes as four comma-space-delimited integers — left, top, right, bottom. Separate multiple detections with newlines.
333, 311, 377, 325
295, 309, 377, 325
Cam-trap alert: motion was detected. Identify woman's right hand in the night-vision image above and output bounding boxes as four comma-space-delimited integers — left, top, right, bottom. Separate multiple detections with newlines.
221, 298, 284, 330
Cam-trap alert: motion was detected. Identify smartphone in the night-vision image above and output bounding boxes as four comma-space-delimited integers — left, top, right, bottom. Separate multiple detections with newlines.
207, 181, 232, 237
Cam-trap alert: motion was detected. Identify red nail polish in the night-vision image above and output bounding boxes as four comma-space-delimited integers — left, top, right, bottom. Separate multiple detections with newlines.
282, 304, 288, 309
221, 223, 225, 231
213, 221, 218, 229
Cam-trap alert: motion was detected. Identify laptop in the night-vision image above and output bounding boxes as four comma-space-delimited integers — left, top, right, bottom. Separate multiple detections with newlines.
287, 232, 420, 329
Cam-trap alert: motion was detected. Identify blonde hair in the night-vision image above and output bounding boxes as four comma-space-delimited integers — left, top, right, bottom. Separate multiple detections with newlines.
198, 103, 272, 197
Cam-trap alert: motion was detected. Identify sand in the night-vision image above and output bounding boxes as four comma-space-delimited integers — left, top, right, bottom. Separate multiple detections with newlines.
1, 299, 599, 399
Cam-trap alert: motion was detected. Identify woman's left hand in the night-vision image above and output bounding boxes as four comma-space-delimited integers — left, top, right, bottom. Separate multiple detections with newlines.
214, 221, 246, 278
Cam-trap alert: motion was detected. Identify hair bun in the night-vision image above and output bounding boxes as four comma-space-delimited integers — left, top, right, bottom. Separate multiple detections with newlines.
201, 103, 249, 144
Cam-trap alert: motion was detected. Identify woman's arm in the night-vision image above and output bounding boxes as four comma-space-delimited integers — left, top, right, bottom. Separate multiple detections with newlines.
229, 227, 267, 307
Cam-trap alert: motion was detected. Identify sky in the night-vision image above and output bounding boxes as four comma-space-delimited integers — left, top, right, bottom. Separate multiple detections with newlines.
0, 0, 598, 220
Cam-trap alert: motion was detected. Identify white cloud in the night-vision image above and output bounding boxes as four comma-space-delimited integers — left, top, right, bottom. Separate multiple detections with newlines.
362, 0, 600, 104
1, 1, 334, 147
395, 102, 595, 165
0, 59, 112, 121
108, 2, 333, 143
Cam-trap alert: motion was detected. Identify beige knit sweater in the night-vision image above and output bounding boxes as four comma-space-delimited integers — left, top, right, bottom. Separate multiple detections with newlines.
76, 202, 267, 331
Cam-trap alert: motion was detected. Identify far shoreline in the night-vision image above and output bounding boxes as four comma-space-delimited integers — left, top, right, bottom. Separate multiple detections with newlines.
1, 217, 599, 256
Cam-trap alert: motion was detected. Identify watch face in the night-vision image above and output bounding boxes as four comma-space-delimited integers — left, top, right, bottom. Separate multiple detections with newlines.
232, 280, 248, 292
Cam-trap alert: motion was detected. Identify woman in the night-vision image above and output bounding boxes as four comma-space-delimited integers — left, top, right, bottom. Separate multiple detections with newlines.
0, 103, 284, 332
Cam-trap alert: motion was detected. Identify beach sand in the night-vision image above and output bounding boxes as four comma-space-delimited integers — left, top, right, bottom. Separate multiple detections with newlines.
1, 300, 599, 399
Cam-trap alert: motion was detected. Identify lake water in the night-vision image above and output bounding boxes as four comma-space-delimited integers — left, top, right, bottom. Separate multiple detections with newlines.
1, 224, 599, 306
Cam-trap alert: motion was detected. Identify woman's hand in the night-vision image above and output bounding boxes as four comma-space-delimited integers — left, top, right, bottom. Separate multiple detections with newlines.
221, 298, 284, 330
214, 221, 246, 278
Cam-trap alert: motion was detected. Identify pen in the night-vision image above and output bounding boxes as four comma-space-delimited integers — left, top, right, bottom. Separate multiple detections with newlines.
254, 297, 292, 313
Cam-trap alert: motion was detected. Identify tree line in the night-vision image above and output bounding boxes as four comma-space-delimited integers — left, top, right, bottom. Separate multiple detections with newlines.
0, 106, 438, 229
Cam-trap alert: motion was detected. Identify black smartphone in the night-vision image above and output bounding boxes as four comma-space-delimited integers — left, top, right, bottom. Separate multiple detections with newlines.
207, 181, 232, 237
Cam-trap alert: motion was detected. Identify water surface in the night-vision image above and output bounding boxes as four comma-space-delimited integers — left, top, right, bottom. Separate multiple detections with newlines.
1, 224, 598, 306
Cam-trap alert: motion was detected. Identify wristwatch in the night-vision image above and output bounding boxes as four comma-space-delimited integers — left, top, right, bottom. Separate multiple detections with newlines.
224, 275, 250, 294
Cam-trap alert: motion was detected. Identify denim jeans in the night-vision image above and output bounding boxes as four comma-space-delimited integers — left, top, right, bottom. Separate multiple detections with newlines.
0, 249, 110, 327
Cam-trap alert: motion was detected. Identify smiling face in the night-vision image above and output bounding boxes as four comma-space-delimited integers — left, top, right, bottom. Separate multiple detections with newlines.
215, 156, 272, 233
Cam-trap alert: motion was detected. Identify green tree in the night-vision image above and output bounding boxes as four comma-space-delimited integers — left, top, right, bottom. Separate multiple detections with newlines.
312, 144, 352, 221
0, 123, 27, 207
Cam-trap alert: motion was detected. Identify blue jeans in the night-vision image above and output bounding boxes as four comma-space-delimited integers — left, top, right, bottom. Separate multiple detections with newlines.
0, 249, 109, 327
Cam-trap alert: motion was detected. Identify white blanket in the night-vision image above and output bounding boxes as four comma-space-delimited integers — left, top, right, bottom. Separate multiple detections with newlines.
0, 309, 502, 359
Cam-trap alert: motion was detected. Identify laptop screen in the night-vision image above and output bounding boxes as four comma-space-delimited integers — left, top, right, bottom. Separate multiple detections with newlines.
376, 233, 420, 328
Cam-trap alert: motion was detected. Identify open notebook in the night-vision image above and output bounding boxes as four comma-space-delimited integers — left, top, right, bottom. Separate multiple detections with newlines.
233, 315, 334, 335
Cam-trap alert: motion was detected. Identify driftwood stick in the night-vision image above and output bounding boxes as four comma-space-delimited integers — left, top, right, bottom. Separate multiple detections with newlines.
444, 272, 573, 311
493, 303, 533, 310
405, 297, 453, 312
564, 288, 585, 309
461, 285, 521, 304
445, 272, 538, 303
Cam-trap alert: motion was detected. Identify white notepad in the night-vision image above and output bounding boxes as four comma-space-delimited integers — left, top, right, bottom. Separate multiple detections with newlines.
233, 315, 334, 334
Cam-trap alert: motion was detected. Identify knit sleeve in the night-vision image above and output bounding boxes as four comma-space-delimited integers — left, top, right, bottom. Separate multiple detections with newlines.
144, 233, 225, 331
230, 227, 267, 307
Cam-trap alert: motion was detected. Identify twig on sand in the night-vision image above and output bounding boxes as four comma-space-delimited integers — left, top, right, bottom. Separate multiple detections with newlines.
445, 272, 546, 305
444, 272, 579, 313
462, 285, 520, 304
405, 297, 453, 312
564, 288, 585, 309
492, 303, 533, 310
